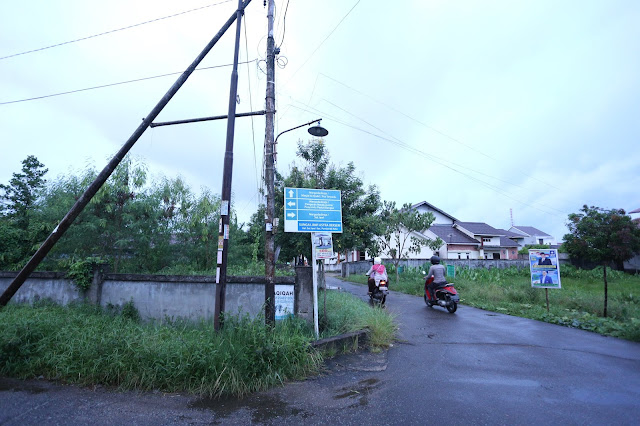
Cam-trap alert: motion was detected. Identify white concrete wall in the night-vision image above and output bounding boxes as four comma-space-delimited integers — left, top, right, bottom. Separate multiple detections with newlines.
0, 272, 301, 323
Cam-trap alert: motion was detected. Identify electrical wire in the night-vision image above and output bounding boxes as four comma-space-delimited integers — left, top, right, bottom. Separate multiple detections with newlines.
277, 0, 291, 48
0, 59, 257, 105
320, 98, 567, 216
243, 14, 262, 201
0, 0, 234, 61
281, 0, 362, 87
316, 72, 564, 192
283, 97, 566, 218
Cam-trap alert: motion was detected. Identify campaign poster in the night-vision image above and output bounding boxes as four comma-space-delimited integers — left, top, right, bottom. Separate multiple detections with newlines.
275, 284, 295, 320
312, 232, 334, 260
529, 249, 561, 289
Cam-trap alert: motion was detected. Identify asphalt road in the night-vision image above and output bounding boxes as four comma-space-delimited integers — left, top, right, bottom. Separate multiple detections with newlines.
2, 273, 639, 425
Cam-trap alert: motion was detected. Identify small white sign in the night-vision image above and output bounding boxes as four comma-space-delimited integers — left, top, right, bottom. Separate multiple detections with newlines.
312, 232, 334, 259
275, 284, 295, 320
220, 200, 229, 216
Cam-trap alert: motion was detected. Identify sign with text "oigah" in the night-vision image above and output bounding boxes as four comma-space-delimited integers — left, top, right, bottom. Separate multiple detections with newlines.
284, 187, 342, 233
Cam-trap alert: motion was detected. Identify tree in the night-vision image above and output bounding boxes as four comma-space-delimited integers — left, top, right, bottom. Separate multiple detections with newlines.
0, 155, 48, 227
273, 140, 382, 264
325, 163, 381, 262
374, 201, 443, 283
0, 156, 49, 269
563, 205, 640, 317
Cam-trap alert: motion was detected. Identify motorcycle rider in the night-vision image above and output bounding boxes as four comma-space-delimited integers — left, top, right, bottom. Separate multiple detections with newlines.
425, 255, 447, 300
366, 257, 388, 295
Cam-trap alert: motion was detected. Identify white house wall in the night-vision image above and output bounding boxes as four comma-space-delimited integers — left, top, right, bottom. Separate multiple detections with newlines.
481, 236, 501, 246
415, 205, 455, 225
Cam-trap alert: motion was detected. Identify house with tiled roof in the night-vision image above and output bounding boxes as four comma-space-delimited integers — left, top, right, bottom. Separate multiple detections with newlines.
348, 202, 549, 262
453, 222, 520, 260
508, 226, 556, 247
405, 205, 522, 260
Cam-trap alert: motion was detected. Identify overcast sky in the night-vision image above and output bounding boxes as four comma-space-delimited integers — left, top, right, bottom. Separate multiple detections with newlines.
1, 0, 639, 242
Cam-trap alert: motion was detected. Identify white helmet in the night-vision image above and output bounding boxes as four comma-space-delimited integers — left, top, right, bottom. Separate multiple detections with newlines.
374, 257, 382, 265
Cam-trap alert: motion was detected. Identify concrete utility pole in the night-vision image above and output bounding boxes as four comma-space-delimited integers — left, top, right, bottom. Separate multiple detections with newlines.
264, 0, 277, 325
214, 0, 245, 331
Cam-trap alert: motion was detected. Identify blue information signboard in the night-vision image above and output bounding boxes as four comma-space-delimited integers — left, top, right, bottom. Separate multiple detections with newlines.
284, 187, 342, 233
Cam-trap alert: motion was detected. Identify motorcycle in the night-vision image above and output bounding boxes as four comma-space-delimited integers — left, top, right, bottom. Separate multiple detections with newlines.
366, 275, 389, 308
424, 275, 459, 313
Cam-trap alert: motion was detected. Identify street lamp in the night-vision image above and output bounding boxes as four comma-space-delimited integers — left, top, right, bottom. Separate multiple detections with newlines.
275, 119, 328, 145
264, 118, 328, 325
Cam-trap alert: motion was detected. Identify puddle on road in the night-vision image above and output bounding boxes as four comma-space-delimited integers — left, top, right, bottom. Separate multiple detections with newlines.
188, 393, 311, 423
334, 378, 381, 408
0, 378, 47, 394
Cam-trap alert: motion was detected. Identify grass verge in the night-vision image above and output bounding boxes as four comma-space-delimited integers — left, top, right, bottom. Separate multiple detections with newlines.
319, 289, 397, 349
343, 263, 640, 342
0, 291, 394, 396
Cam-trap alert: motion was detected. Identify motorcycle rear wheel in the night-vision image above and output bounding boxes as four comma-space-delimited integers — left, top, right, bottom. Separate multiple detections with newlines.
447, 301, 458, 313
424, 294, 433, 307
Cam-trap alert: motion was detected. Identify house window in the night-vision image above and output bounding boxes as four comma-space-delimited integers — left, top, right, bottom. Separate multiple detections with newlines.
538, 238, 544, 244
482, 237, 491, 243
458, 253, 461, 259
466, 253, 470, 259
358, 251, 366, 261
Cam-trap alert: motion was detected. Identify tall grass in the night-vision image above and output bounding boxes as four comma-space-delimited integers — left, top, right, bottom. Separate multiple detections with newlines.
319, 290, 397, 348
0, 290, 395, 396
0, 301, 319, 397
344, 263, 640, 342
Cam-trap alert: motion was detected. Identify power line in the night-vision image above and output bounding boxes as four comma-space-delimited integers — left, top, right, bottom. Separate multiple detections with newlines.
316, 72, 564, 192
277, 0, 291, 48
320, 98, 567, 216
0, 60, 257, 105
243, 13, 261, 201
281, 0, 361, 87
284, 98, 566, 218
0, 0, 234, 61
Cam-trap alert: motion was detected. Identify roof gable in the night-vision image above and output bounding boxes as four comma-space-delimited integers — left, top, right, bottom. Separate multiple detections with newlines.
411, 201, 458, 223
511, 226, 551, 237
429, 224, 480, 245
496, 228, 525, 238
456, 221, 503, 236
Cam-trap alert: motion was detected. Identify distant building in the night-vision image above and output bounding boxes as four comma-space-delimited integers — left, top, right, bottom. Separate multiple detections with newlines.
508, 226, 556, 247
346, 202, 556, 262
629, 207, 640, 227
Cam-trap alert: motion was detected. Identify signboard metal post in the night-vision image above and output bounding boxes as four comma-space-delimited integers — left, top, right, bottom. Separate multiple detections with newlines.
284, 187, 342, 339
311, 234, 319, 338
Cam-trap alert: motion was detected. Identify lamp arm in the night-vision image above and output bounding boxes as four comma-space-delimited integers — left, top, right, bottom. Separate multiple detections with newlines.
274, 118, 322, 145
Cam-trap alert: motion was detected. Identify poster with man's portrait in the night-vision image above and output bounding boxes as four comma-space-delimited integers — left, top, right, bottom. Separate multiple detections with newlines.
529, 249, 561, 289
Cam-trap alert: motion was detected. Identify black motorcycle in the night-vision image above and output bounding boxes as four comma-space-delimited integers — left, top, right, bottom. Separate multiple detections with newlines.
369, 279, 389, 308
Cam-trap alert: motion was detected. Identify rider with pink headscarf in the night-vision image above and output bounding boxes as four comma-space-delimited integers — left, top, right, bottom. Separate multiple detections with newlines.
366, 257, 388, 294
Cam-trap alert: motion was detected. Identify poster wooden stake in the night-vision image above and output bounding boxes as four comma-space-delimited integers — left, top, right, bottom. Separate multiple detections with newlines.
545, 288, 550, 312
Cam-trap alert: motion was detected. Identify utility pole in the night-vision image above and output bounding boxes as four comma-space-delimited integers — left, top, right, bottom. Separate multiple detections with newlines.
214, 0, 245, 331
0, 1, 251, 308
264, 0, 277, 325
